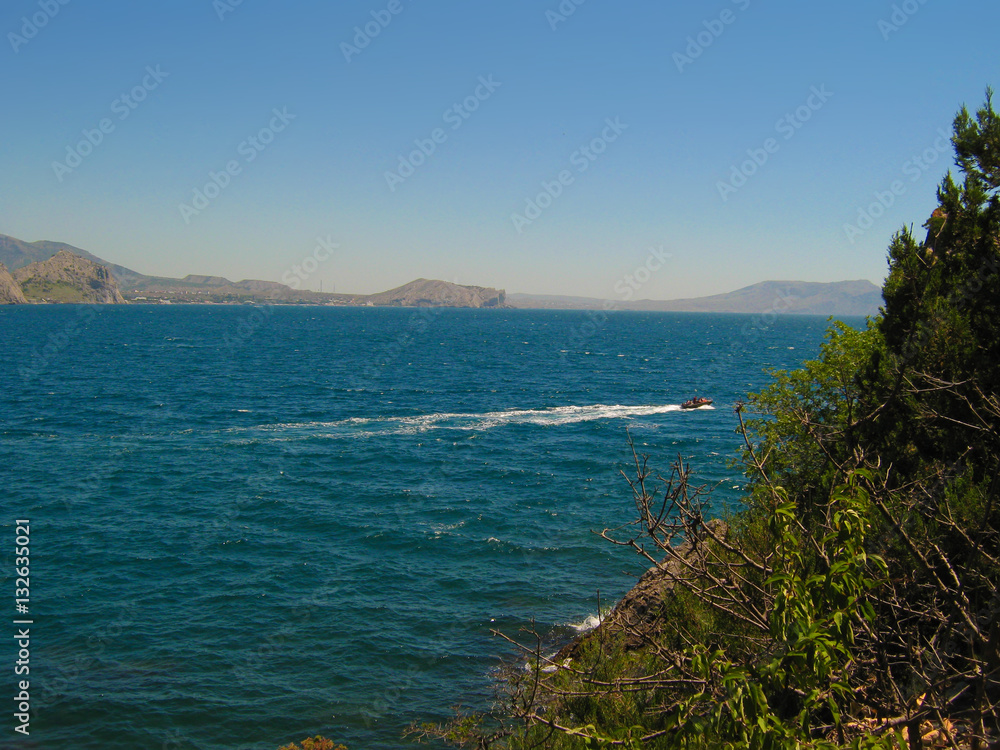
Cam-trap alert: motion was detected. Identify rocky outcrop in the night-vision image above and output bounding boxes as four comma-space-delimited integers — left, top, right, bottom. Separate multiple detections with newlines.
556, 520, 729, 660
0, 263, 27, 304
362, 278, 506, 308
0, 232, 147, 288
13, 251, 126, 304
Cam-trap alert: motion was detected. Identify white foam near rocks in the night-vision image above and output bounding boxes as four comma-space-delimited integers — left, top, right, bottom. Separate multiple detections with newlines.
568, 612, 605, 633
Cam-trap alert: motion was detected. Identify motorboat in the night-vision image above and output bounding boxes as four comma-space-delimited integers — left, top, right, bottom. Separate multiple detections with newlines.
681, 396, 713, 410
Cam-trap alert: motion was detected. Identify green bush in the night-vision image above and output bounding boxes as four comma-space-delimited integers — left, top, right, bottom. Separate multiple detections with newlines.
277, 736, 347, 750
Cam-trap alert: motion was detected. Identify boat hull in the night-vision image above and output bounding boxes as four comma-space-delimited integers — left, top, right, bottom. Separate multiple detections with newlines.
681, 398, 713, 410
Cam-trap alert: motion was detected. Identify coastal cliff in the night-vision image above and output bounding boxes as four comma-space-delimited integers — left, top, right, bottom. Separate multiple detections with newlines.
557, 520, 729, 662
13, 251, 126, 304
0, 263, 27, 304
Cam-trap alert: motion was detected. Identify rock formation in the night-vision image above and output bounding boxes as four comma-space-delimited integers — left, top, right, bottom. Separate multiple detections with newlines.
13, 250, 126, 304
0, 263, 27, 304
556, 520, 729, 661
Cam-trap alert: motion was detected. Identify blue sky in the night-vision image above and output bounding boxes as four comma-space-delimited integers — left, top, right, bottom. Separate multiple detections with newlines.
2, 0, 997, 298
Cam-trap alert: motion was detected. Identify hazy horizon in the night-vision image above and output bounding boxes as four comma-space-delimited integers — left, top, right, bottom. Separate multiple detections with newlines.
3, 1, 997, 297
3, 231, 883, 302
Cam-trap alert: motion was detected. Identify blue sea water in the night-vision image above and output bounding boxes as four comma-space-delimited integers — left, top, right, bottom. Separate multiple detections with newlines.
0, 306, 862, 750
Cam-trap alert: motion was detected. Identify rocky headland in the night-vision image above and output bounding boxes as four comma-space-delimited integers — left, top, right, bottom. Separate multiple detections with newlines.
0, 263, 28, 304
11, 250, 126, 304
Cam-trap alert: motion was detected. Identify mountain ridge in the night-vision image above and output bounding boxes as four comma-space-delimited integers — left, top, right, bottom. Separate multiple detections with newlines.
0, 233, 881, 314
508, 279, 882, 316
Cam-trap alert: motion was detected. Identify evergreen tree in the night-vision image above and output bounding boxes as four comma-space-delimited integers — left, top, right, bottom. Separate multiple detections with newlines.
877, 89, 1000, 475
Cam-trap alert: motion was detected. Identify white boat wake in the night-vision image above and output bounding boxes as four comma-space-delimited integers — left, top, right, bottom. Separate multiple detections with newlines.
231, 403, 710, 440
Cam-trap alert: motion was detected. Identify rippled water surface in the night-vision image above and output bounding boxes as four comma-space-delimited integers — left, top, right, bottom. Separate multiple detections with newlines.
0, 305, 860, 749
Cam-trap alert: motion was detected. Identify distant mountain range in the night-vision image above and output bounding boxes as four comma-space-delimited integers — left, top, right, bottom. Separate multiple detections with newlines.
508, 280, 882, 317
0, 232, 881, 315
0, 233, 508, 307
0, 233, 301, 296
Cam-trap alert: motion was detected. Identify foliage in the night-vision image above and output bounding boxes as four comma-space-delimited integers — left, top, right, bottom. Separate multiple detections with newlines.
742, 321, 882, 517
277, 736, 346, 750
877, 89, 1000, 475
19, 278, 89, 303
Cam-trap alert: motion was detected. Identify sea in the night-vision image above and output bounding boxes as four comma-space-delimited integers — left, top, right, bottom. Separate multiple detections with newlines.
0, 305, 863, 750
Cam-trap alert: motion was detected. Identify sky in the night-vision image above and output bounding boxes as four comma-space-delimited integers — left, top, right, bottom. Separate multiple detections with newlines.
1, 0, 998, 299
